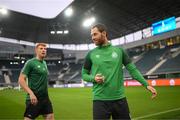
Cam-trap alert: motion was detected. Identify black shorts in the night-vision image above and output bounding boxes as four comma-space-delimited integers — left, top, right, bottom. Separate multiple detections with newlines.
93, 97, 131, 120
24, 97, 53, 119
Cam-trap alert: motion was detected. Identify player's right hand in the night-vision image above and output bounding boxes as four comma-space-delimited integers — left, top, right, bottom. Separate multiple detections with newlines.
30, 93, 38, 105
95, 74, 104, 84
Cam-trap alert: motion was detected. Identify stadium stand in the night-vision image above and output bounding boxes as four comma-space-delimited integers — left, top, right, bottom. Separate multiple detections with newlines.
155, 54, 180, 74
0, 42, 179, 86
135, 48, 168, 74
0, 74, 5, 86
124, 43, 180, 78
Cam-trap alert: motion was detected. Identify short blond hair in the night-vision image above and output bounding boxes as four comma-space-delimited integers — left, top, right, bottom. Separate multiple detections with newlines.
35, 43, 47, 49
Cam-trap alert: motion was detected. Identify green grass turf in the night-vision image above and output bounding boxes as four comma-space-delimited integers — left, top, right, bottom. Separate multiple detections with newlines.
0, 86, 180, 120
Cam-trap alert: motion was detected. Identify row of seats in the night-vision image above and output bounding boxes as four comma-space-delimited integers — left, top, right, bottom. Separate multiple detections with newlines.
0, 44, 179, 84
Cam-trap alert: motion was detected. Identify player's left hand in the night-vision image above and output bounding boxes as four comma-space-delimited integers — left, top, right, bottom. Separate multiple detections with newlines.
147, 86, 157, 99
30, 92, 38, 105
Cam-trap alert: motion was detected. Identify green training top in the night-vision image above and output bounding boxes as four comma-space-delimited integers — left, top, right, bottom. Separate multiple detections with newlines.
82, 43, 148, 100
21, 58, 49, 100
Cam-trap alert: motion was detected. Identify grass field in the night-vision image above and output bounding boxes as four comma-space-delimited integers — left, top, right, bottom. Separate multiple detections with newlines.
0, 86, 180, 120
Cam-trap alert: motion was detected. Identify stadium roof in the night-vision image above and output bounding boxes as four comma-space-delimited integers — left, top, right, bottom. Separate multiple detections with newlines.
0, 0, 180, 44
0, 0, 73, 19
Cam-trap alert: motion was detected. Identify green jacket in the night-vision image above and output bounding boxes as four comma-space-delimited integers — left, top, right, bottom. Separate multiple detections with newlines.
82, 43, 148, 100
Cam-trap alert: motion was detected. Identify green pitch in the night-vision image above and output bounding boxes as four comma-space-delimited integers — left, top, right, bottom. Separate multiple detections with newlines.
0, 86, 180, 120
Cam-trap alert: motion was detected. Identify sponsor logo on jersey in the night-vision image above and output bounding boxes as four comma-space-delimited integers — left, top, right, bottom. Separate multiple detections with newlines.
112, 52, 118, 58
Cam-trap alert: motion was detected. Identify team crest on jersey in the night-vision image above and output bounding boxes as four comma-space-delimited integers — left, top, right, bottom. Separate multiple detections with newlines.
95, 54, 100, 58
112, 52, 118, 58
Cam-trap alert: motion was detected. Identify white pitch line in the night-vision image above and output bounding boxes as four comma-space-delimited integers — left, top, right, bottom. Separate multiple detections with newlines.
133, 107, 180, 120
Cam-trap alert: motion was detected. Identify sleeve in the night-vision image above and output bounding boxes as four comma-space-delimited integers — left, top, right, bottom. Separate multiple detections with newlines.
44, 61, 49, 75
122, 48, 149, 87
122, 48, 132, 66
81, 52, 95, 82
21, 60, 32, 77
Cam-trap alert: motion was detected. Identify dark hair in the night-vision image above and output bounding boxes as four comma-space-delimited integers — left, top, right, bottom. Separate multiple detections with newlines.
92, 23, 108, 37
92, 23, 107, 33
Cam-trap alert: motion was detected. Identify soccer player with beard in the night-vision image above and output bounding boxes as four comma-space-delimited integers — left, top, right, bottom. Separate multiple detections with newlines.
82, 24, 157, 120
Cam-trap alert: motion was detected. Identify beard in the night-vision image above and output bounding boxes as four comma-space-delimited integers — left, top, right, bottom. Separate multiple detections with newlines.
94, 34, 105, 46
